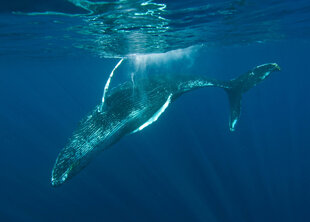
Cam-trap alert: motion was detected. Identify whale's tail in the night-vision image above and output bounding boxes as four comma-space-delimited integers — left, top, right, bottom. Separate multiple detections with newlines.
224, 63, 281, 131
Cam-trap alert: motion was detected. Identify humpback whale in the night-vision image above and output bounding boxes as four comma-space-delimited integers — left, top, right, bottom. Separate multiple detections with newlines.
51, 63, 280, 186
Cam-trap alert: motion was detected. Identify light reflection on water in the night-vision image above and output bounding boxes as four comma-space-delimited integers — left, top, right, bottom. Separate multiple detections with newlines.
1, 0, 310, 58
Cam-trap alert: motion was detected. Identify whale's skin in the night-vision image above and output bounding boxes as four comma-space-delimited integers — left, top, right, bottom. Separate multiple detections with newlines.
51, 63, 280, 186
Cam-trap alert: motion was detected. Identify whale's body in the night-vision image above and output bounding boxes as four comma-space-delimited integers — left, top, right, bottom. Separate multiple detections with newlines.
51, 63, 280, 186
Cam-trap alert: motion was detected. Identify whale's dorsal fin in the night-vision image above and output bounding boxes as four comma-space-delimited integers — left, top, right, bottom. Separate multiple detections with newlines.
132, 94, 173, 133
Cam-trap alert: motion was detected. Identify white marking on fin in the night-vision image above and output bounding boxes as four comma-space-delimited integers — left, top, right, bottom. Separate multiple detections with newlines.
256, 63, 278, 69
132, 94, 173, 133
230, 119, 238, 131
99, 58, 124, 112
260, 71, 270, 80
256, 64, 266, 69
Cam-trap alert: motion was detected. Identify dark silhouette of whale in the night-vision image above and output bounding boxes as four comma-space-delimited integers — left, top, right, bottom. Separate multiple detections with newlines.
51, 63, 280, 186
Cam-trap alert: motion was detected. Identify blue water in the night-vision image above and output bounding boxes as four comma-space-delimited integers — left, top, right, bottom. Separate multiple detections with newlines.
1, 1, 310, 222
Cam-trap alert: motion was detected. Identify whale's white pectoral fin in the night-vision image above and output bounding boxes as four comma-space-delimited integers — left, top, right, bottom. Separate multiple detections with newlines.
99, 58, 124, 112
132, 94, 173, 134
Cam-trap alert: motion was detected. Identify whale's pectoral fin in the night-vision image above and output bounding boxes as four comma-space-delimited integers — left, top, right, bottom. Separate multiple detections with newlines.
224, 63, 281, 131
131, 94, 173, 134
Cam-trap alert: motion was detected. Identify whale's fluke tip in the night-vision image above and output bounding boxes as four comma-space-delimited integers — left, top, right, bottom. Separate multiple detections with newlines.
274, 63, 281, 71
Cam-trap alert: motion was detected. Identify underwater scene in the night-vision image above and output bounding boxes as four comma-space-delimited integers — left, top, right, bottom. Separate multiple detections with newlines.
1, 0, 310, 221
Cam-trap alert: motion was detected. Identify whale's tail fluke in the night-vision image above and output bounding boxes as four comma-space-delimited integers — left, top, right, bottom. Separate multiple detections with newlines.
224, 63, 281, 131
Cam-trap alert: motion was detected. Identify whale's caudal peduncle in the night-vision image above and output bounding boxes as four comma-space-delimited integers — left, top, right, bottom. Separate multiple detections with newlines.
51, 63, 280, 186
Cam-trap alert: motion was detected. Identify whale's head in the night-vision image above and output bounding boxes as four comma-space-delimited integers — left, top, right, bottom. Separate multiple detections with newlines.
51, 157, 78, 187
51, 147, 92, 187
51, 107, 126, 186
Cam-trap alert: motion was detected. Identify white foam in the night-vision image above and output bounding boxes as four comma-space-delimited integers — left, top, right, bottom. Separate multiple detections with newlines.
128, 45, 201, 73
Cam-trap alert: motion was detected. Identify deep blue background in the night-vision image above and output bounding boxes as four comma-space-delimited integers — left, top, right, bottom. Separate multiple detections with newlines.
0, 40, 310, 222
